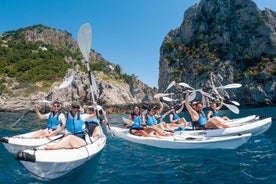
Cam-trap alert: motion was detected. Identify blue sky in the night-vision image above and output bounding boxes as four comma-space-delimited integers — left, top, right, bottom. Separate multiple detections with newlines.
0, 0, 275, 88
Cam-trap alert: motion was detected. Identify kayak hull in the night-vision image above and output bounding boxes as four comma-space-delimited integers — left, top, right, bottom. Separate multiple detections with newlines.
110, 126, 251, 149
16, 135, 106, 180
179, 117, 272, 137
1, 131, 62, 155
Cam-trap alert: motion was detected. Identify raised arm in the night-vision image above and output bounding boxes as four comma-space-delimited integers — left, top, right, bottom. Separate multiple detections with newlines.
216, 99, 224, 110
34, 105, 47, 119
158, 98, 164, 113
185, 90, 199, 122
200, 91, 206, 108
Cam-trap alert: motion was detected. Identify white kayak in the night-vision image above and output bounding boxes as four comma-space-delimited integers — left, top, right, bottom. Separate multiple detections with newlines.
109, 126, 251, 149
176, 117, 272, 137
225, 114, 258, 126
1, 114, 93, 156
15, 129, 106, 180
0, 131, 63, 155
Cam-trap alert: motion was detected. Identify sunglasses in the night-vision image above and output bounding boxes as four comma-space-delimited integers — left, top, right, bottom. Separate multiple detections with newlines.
133, 108, 139, 110
72, 105, 79, 109
53, 105, 60, 107
88, 108, 95, 111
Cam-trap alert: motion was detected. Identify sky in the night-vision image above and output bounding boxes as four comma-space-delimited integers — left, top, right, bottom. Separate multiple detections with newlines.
0, 0, 275, 88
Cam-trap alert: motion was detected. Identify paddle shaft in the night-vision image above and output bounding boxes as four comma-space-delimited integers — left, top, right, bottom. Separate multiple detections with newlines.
32, 134, 65, 150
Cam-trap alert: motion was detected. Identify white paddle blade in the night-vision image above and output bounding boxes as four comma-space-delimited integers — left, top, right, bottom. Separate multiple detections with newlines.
231, 101, 240, 106
178, 82, 194, 89
223, 103, 240, 114
216, 83, 242, 89
122, 117, 132, 125
162, 96, 177, 102
164, 81, 176, 92
188, 91, 196, 102
58, 75, 73, 89
37, 100, 51, 103
154, 93, 170, 98
77, 23, 92, 62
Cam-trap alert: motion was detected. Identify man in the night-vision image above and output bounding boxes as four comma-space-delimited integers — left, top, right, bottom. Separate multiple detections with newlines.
185, 90, 229, 130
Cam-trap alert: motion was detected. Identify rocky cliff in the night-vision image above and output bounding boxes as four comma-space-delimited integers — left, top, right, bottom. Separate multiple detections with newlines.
159, 0, 276, 106
0, 25, 156, 113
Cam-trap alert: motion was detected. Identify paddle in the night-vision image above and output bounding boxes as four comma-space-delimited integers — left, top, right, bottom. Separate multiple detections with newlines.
210, 78, 241, 107
164, 81, 176, 93
77, 23, 95, 103
178, 82, 242, 91
154, 93, 174, 99
154, 81, 175, 99
77, 23, 111, 129
11, 75, 74, 127
162, 96, 178, 102
178, 82, 240, 114
202, 91, 240, 114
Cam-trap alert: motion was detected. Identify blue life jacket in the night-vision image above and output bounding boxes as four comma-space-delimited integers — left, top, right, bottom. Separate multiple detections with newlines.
211, 110, 221, 118
198, 111, 208, 126
146, 114, 158, 126
47, 111, 62, 130
66, 111, 85, 134
86, 118, 100, 125
131, 113, 143, 129
172, 113, 180, 120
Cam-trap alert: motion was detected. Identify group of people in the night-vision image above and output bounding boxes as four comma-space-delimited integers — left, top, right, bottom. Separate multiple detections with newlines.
33, 89, 231, 142
31, 101, 108, 150
124, 90, 231, 137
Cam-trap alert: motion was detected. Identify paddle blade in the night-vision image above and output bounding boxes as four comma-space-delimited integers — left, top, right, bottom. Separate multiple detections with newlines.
178, 82, 194, 89
230, 101, 240, 106
162, 96, 177, 102
164, 81, 176, 92
154, 93, 170, 98
122, 117, 132, 124
216, 83, 242, 89
224, 103, 240, 114
58, 75, 73, 89
77, 23, 92, 62
188, 91, 196, 102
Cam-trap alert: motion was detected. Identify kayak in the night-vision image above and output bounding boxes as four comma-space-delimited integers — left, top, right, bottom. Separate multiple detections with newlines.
0, 114, 92, 156
109, 126, 251, 149
175, 117, 272, 137
0, 131, 63, 155
15, 127, 106, 180
225, 114, 258, 126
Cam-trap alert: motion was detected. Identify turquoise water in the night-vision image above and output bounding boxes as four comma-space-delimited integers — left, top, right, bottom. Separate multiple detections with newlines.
0, 107, 275, 184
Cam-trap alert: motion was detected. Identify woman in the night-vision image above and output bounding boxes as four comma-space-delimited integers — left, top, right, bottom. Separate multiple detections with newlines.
124, 106, 170, 137
32, 101, 66, 138
84, 106, 102, 138
169, 104, 190, 127
207, 101, 230, 120
145, 107, 174, 132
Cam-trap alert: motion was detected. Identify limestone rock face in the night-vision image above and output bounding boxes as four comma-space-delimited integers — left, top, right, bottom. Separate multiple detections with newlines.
159, 0, 276, 106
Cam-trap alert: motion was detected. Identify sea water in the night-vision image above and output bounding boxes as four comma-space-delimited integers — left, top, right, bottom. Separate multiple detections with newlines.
0, 107, 275, 184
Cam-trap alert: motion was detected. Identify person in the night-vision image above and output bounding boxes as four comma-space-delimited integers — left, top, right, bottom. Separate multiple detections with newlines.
145, 107, 174, 132
45, 102, 86, 150
124, 105, 171, 137
97, 106, 108, 126
184, 90, 230, 130
31, 101, 66, 138
84, 105, 102, 138
169, 103, 190, 127
153, 97, 164, 123
207, 100, 230, 120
